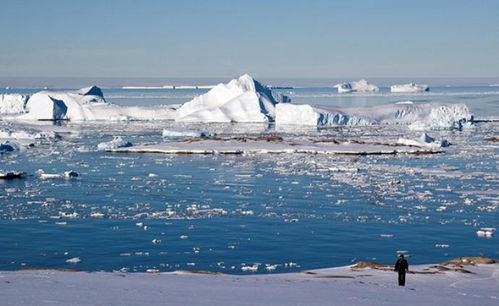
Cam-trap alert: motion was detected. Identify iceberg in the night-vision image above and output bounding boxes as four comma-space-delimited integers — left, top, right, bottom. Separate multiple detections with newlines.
390, 83, 429, 93
276, 102, 473, 128
12, 86, 177, 121
175, 74, 282, 123
334, 80, 379, 93
162, 129, 216, 138
0, 94, 29, 114
97, 136, 132, 150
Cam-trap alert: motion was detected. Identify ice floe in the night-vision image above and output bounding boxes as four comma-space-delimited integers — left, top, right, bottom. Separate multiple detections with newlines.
106, 136, 443, 155
390, 83, 430, 93
397, 133, 450, 148
0, 141, 20, 153
0, 170, 24, 179
97, 136, 132, 150
334, 79, 379, 93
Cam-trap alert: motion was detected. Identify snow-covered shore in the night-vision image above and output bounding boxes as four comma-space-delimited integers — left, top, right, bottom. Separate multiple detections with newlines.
1, 259, 497, 306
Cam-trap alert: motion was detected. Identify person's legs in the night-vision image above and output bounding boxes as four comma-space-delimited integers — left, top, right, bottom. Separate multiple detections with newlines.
398, 272, 406, 286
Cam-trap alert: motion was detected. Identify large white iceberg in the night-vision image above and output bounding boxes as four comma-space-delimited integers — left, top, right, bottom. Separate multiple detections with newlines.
390, 83, 429, 93
0, 94, 30, 114
334, 80, 379, 93
12, 86, 177, 121
175, 74, 286, 123
276, 102, 473, 128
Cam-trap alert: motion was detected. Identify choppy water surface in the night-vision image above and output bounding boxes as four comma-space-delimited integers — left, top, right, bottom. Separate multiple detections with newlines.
0, 87, 498, 274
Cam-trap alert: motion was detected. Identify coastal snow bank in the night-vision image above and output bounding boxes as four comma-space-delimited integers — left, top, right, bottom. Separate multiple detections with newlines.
175, 74, 288, 123
334, 79, 379, 93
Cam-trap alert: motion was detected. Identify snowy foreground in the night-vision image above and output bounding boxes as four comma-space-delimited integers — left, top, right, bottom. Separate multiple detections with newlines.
1, 259, 497, 306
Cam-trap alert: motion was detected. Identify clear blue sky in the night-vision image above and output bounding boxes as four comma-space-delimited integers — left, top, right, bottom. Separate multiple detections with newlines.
1, 0, 498, 78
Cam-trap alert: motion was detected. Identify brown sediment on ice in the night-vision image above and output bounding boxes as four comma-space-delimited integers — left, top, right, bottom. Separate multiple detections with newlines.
441, 256, 498, 266
484, 136, 499, 142
186, 135, 284, 143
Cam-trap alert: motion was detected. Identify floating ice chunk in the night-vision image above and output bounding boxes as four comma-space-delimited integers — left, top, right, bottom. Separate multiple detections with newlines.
180, 235, 189, 240
65, 257, 81, 264
175, 74, 280, 123
380, 234, 394, 238
90, 212, 105, 218
0, 127, 56, 140
152, 239, 162, 245
135, 222, 144, 227
241, 264, 259, 272
0, 141, 20, 153
397, 133, 450, 148
0, 170, 24, 179
265, 264, 278, 272
60, 212, 78, 218
334, 80, 379, 93
0, 94, 29, 114
97, 136, 132, 150
390, 83, 429, 93
477, 228, 495, 238
63, 170, 79, 179
162, 129, 216, 138
146, 269, 160, 273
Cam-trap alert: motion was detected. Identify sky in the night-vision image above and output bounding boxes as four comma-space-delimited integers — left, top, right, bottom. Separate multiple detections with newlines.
1, 0, 498, 79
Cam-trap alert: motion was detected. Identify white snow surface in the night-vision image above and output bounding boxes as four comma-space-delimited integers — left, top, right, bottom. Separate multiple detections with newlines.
0, 263, 497, 306
391, 83, 430, 93
175, 74, 282, 123
334, 79, 379, 93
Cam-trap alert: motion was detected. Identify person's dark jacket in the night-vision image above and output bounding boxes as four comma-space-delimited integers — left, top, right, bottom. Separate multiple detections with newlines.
394, 258, 409, 273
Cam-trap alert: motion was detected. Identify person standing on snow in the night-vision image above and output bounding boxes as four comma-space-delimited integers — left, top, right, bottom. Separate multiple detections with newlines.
394, 254, 409, 286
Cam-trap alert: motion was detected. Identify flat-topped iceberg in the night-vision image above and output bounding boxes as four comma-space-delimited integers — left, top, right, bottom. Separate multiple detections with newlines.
175, 74, 286, 123
390, 83, 429, 93
276, 102, 473, 128
334, 80, 379, 93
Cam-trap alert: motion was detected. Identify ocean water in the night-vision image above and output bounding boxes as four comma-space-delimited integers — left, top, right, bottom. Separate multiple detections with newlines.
0, 86, 498, 274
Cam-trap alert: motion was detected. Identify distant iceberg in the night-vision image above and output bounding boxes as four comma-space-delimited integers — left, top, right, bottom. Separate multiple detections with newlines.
175, 74, 286, 123
334, 80, 379, 93
390, 83, 429, 93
